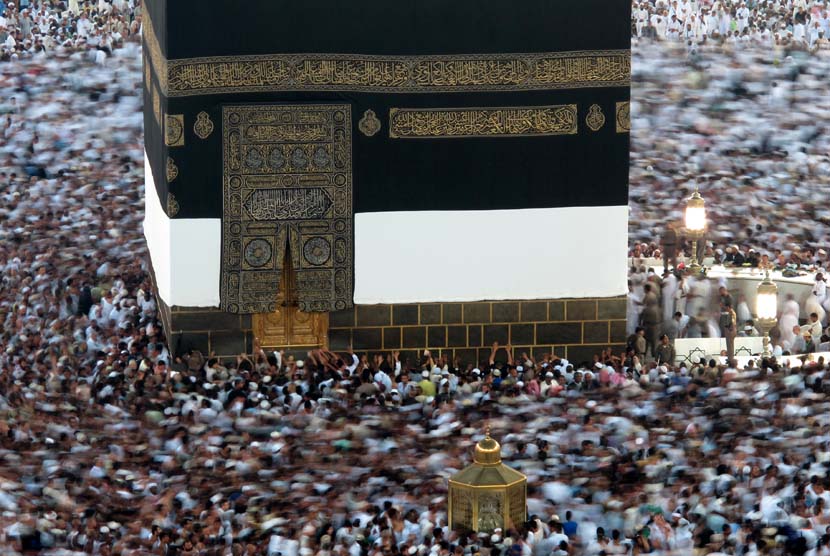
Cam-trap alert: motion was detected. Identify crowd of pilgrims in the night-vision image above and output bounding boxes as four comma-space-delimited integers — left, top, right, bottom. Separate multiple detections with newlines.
632, 0, 830, 50
5, 1, 830, 556
626, 264, 830, 363
0, 0, 138, 63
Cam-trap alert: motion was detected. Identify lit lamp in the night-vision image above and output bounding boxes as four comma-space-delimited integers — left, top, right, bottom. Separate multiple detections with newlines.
684, 187, 706, 273
755, 270, 778, 358
448, 428, 527, 533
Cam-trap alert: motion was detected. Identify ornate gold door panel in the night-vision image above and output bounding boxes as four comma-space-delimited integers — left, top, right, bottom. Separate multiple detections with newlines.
252, 252, 329, 348
252, 302, 330, 348
219, 104, 353, 315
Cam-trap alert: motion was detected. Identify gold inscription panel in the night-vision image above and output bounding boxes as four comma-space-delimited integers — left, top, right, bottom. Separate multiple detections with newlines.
389, 105, 578, 139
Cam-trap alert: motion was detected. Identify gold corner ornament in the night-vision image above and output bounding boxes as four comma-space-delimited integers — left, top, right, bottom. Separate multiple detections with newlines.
615, 101, 630, 133
166, 157, 179, 182
585, 104, 605, 132
165, 114, 185, 147
167, 192, 180, 216
389, 105, 577, 139
194, 111, 215, 139
358, 109, 381, 137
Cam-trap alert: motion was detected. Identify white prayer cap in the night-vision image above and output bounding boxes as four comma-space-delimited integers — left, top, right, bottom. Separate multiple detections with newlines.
472, 368, 481, 375
516, 381, 524, 388
493, 369, 501, 377
422, 370, 430, 378
296, 360, 304, 368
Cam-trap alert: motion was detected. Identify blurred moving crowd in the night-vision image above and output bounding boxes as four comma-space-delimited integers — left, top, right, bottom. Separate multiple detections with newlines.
1, 0, 830, 555
628, 40, 830, 264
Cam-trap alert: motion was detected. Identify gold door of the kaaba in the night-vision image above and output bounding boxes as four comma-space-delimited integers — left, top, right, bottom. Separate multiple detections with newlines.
219, 104, 353, 346
252, 248, 329, 348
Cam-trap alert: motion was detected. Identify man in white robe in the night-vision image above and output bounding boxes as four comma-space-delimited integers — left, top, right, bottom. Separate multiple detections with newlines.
662, 271, 678, 324
778, 294, 801, 349
627, 282, 644, 336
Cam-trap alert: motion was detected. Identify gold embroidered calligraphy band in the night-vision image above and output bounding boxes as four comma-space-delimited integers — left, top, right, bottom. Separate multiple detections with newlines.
143, 19, 629, 96
388, 105, 578, 139
142, 15, 167, 91
165, 53, 629, 96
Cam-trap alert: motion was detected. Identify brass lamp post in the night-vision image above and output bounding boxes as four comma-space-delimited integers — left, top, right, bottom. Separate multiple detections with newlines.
448, 428, 527, 533
684, 187, 706, 273
755, 270, 778, 358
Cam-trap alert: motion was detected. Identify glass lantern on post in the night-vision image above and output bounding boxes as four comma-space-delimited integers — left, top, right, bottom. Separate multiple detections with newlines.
755, 270, 778, 358
684, 188, 706, 273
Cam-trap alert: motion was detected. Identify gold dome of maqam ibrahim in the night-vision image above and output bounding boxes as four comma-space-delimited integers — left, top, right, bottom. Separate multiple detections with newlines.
474, 431, 502, 465
448, 427, 527, 533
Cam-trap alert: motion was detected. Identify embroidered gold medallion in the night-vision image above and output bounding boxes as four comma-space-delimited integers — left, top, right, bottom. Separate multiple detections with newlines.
150, 86, 161, 128
615, 101, 630, 133
586, 104, 606, 132
194, 111, 214, 139
165, 114, 185, 147
167, 192, 180, 217
358, 109, 381, 137
166, 157, 178, 182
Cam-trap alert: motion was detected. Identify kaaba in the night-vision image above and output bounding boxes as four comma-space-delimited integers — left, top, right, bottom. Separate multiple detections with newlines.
143, 0, 632, 361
